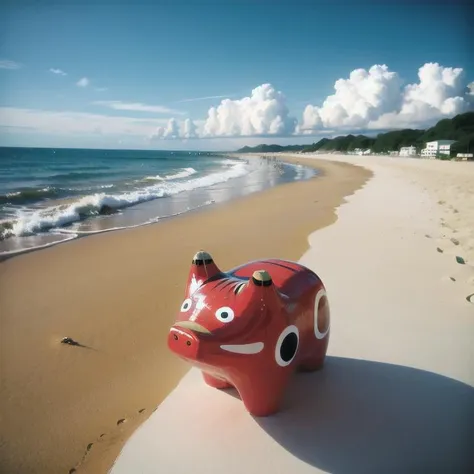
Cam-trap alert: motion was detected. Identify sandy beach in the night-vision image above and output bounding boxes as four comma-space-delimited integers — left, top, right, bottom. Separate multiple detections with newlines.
0, 157, 370, 474
110, 153, 474, 474
2, 1, 472, 472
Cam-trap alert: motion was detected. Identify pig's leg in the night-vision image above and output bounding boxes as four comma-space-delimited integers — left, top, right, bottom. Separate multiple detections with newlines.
236, 378, 286, 417
202, 371, 233, 389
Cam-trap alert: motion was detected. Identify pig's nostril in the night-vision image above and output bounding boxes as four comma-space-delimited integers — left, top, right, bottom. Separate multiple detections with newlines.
173, 334, 178, 340
186, 341, 191, 346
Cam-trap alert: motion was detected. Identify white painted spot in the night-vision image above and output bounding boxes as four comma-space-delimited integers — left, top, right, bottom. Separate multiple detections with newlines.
189, 294, 207, 322
314, 289, 330, 339
189, 275, 202, 295
215, 306, 235, 323
195, 294, 207, 311
220, 342, 264, 354
274, 325, 299, 367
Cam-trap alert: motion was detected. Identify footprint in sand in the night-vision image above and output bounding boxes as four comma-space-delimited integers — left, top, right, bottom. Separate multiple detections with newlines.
437, 247, 444, 253
450, 277, 456, 282
117, 418, 126, 425
69, 469, 76, 474
86, 443, 93, 452
138, 408, 146, 414
467, 294, 474, 304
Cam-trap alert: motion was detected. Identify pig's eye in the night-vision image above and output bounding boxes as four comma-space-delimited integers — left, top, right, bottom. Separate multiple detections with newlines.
215, 306, 234, 323
180, 298, 192, 312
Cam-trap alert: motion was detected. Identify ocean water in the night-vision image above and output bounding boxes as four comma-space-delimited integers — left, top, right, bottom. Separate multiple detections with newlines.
0, 147, 318, 257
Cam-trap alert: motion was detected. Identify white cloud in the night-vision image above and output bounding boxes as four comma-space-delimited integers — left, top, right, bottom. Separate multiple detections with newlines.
373, 63, 471, 129
301, 62, 472, 133
3, 62, 472, 147
468, 82, 474, 96
76, 77, 90, 87
201, 84, 297, 137
182, 118, 198, 138
150, 118, 199, 140
50, 68, 67, 76
93, 100, 185, 115
301, 65, 402, 130
0, 107, 169, 137
0, 60, 22, 70
160, 118, 180, 139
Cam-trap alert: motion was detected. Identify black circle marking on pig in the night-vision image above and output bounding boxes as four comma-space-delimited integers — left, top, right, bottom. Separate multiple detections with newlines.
280, 332, 298, 363
275, 325, 300, 367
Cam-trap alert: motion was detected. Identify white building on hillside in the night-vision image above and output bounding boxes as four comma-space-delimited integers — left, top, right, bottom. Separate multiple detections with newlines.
348, 148, 372, 156
399, 146, 417, 157
456, 153, 473, 160
421, 140, 456, 158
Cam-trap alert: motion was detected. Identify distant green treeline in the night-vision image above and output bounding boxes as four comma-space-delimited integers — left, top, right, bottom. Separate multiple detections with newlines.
236, 112, 474, 156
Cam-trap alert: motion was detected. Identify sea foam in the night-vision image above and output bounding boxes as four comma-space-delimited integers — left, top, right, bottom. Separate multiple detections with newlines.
144, 167, 197, 181
2, 163, 248, 238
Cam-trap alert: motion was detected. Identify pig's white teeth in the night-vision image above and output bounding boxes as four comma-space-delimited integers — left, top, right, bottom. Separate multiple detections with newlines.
220, 342, 264, 354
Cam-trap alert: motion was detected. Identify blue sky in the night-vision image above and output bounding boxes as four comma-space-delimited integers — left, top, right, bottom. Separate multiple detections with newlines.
0, 0, 472, 150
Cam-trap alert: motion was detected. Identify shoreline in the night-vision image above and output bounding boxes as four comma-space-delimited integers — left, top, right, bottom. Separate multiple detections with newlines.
0, 156, 371, 474
0, 156, 316, 261
110, 153, 474, 474
0, 198, 219, 262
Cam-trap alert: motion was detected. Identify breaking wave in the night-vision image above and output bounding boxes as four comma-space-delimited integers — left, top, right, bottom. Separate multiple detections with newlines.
1, 163, 248, 239
143, 167, 197, 181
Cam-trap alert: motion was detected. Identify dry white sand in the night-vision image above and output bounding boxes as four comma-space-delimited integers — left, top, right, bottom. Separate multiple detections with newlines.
110, 154, 474, 474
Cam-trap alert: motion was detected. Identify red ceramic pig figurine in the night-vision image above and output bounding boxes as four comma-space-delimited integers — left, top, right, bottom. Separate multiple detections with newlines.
167, 250, 330, 417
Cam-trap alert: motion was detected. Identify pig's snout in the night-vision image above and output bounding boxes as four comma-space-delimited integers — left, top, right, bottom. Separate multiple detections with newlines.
168, 327, 200, 360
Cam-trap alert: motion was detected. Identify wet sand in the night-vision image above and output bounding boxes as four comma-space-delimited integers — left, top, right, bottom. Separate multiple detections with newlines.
0, 157, 370, 474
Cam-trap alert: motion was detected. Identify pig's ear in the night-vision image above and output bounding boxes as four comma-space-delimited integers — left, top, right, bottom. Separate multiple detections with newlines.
244, 269, 281, 305
185, 250, 223, 297
250, 270, 273, 288
191, 250, 221, 279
